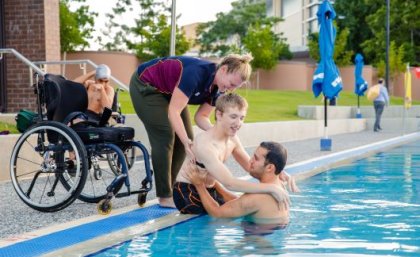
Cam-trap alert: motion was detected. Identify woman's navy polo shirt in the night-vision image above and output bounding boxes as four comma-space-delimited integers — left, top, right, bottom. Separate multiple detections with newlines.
136, 56, 221, 106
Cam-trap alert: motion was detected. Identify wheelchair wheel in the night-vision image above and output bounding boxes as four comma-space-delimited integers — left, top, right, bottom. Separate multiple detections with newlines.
10, 121, 88, 212
107, 146, 135, 174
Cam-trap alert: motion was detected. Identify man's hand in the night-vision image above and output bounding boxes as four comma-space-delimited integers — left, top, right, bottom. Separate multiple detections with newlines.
186, 163, 207, 186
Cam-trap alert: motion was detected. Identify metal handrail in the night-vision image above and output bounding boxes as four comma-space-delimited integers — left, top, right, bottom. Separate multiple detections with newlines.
0, 48, 46, 75
33, 59, 129, 91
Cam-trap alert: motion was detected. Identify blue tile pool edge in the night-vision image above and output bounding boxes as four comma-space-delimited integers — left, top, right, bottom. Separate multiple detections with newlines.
1, 132, 420, 257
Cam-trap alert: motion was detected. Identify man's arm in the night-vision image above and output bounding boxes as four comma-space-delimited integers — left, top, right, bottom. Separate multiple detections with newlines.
73, 70, 95, 86
196, 184, 258, 218
187, 169, 257, 218
213, 181, 238, 202
100, 84, 115, 109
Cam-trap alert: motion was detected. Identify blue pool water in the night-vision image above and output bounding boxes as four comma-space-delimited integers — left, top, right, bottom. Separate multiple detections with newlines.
90, 142, 420, 257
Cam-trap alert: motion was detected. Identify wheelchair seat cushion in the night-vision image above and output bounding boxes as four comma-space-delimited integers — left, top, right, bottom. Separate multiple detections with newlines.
71, 124, 135, 144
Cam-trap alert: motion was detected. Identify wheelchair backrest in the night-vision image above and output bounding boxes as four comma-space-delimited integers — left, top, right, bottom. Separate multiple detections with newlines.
43, 74, 88, 123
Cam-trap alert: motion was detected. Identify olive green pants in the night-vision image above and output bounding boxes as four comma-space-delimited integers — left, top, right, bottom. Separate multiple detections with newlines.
129, 72, 193, 198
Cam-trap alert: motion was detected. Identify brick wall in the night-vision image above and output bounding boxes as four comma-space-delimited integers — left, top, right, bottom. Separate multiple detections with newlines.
4, 0, 60, 112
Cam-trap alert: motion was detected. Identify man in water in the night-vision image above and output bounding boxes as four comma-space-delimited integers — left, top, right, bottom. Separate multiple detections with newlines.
187, 141, 289, 225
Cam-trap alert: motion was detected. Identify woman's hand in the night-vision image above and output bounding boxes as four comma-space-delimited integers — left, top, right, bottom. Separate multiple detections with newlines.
183, 138, 196, 163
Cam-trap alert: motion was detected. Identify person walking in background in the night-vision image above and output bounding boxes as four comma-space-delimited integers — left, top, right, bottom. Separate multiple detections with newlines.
129, 54, 253, 208
373, 78, 389, 132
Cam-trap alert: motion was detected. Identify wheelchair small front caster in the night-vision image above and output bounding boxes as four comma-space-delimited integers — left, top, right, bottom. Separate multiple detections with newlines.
138, 192, 147, 207
98, 199, 112, 215
94, 166, 103, 180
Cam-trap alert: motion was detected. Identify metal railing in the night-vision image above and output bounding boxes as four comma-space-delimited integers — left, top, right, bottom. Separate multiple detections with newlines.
0, 48, 46, 86
0, 48, 129, 91
33, 59, 129, 91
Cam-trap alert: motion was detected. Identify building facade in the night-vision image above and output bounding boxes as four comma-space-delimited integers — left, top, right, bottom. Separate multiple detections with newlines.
267, 0, 330, 52
0, 0, 60, 112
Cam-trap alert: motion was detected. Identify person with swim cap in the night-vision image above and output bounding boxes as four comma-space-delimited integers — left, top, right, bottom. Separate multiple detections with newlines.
74, 64, 115, 122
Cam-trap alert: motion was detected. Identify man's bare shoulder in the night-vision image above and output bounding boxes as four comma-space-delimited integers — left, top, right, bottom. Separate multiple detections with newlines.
193, 132, 214, 154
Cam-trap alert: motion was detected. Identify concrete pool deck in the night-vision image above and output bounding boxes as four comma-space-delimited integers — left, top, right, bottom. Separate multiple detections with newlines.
1, 129, 419, 256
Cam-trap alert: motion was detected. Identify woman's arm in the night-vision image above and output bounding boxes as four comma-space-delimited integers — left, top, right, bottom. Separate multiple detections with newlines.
168, 88, 194, 160
194, 102, 214, 131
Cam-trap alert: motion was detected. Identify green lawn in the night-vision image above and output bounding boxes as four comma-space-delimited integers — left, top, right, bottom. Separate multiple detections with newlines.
120, 89, 420, 123
2, 89, 418, 133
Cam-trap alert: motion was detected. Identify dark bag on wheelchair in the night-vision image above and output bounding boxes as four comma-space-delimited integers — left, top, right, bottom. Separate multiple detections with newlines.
15, 109, 39, 133
71, 122, 135, 143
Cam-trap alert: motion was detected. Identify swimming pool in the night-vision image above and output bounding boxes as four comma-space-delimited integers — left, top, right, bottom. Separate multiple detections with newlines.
90, 141, 420, 257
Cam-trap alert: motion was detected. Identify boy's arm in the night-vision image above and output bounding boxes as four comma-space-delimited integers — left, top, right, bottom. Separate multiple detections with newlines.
231, 135, 251, 172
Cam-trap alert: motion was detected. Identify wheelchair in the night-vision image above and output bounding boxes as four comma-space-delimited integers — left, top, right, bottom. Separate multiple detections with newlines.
10, 74, 153, 214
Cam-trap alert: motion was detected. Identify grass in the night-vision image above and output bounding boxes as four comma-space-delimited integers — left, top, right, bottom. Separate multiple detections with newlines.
0, 121, 19, 134
119, 89, 420, 123
2, 89, 418, 134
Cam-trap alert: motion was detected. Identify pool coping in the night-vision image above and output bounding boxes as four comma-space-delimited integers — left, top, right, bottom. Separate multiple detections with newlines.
1, 132, 419, 257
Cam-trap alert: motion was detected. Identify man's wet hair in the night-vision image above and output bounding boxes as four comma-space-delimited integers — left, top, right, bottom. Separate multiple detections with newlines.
215, 93, 248, 114
260, 141, 287, 175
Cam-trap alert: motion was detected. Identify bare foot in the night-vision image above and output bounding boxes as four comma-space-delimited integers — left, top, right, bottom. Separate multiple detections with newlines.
158, 197, 176, 208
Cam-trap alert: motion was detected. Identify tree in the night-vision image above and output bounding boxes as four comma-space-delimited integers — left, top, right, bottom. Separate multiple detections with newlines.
334, 0, 377, 63
59, 0, 97, 52
307, 27, 353, 66
335, 0, 419, 66
243, 23, 291, 70
376, 41, 406, 93
196, 1, 290, 64
100, 0, 190, 60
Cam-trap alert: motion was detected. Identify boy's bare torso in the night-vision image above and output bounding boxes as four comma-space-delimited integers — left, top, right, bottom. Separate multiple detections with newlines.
176, 132, 237, 187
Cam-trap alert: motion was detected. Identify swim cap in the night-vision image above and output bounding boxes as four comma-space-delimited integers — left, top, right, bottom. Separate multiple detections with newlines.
95, 64, 111, 80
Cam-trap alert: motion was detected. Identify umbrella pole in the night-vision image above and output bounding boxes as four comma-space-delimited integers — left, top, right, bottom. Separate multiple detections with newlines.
324, 97, 328, 137
356, 96, 362, 118
321, 98, 331, 151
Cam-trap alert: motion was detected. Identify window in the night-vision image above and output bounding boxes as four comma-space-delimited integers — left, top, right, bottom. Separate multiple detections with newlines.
266, 0, 273, 16
281, 0, 300, 17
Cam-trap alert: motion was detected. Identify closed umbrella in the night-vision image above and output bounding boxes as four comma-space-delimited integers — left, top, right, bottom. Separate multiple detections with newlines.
354, 53, 368, 118
312, 0, 343, 151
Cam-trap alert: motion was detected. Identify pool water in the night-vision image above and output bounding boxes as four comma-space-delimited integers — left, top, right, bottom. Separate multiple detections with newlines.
90, 142, 420, 257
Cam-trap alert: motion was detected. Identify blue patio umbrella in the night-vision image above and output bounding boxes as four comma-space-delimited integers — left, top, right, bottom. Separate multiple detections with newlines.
354, 53, 368, 118
311, 0, 343, 151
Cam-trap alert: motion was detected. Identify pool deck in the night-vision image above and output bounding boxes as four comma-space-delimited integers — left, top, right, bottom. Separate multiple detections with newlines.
1, 129, 419, 256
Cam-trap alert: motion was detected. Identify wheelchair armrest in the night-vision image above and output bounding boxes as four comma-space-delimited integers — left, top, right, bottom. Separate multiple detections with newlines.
63, 111, 89, 125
